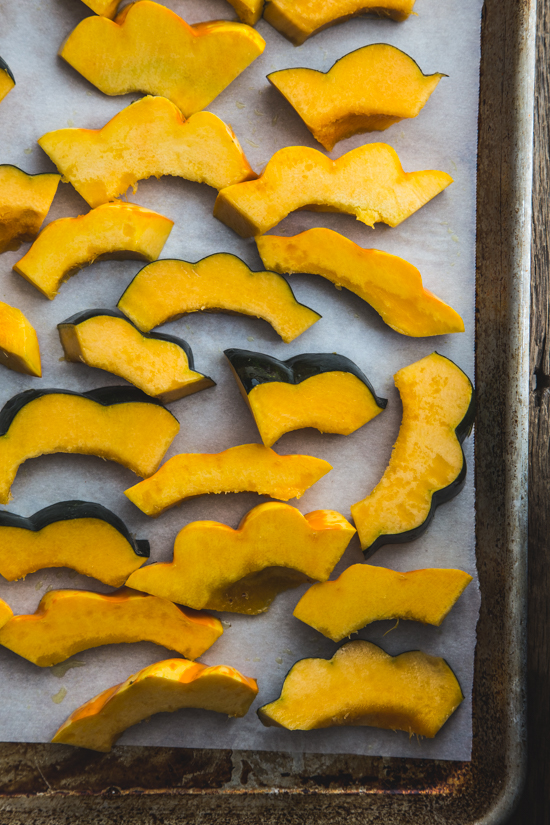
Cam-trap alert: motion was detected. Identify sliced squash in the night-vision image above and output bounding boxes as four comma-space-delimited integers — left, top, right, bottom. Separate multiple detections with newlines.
125, 444, 332, 517
58, 311, 215, 404
61, 2, 265, 118
0, 301, 41, 377
38, 96, 257, 208
117, 254, 320, 342
351, 353, 475, 555
258, 640, 463, 736
80, 0, 120, 16
294, 565, 473, 641
263, 0, 416, 45
225, 349, 386, 447
227, 0, 264, 25
268, 45, 444, 151
0, 587, 223, 667
0, 387, 179, 505
0, 501, 149, 586
0, 57, 15, 104
0, 166, 60, 254
214, 144, 452, 237
13, 202, 173, 300
257, 228, 464, 337
52, 658, 258, 752
127, 502, 355, 614
0, 599, 13, 628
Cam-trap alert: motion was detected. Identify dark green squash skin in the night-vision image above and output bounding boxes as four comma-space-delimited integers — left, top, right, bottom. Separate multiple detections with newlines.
0, 501, 149, 558
0, 58, 15, 85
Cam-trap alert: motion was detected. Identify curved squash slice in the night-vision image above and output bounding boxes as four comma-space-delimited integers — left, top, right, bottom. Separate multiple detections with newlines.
214, 144, 452, 237
257, 228, 464, 337
52, 658, 258, 752
38, 96, 257, 208
0, 301, 41, 377
294, 565, 473, 641
351, 353, 475, 555
0, 600, 13, 628
58, 311, 215, 404
127, 502, 355, 614
13, 203, 173, 300
263, 0, 416, 45
0, 501, 149, 586
61, 2, 265, 118
0, 387, 179, 504
0, 587, 223, 667
268, 45, 444, 151
227, 0, 264, 25
225, 349, 387, 446
117, 255, 320, 342
0, 57, 15, 104
125, 444, 332, 517
0, 166, 60, 254
258, 640, 463, 736
80, 0, 120, 16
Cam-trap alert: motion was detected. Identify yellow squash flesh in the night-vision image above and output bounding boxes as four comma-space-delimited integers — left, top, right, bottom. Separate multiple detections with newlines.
0, 67, 15, 104
125, 444, 332, 517
258, 640, 463, 737
294, 565, 473, 641
38, 96, 256, 208
0, 166, 60, 254
0, 301, 41, 377
0, 600, 13, 628
14, 203, 173, 300
127, 503, 355, 614
52, 658, 258, 752
227, 0, 264, 25
81, 0, 120, 16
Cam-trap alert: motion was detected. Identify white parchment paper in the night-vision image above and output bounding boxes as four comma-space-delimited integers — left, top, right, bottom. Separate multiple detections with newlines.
0, 0, 482, 760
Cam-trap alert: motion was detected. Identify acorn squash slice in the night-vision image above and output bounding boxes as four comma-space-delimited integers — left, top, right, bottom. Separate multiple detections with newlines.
351, 352, 475, 556
13, 203, 173, 300
52, 658, 258, 752
214, 144, 452, 238
0, 501, 149, 586
263, 0, 416, 45
80, 0, 120, 16
227, 0, 264, 25
127, 502, 355, 614
0, 57, 15, 104
0, 166, 60, 254
58, 311, 215, 404
0, 301, 41, 377
294, 565, 473, 641
60, 2, 265, 118
125, 444, 332, 517
0, 587, 223, 667
268, 45, 444, 151
225, 349, 387, 447
0, 387, 179, 505
38, 96, 257, 208
257, 228, 464, 337
117, 254, 320, 342
258, 640, 463, 736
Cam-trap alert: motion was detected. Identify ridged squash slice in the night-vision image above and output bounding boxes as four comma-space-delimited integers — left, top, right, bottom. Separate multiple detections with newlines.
58, 311, 215, 404
257, 228, 464, 337
14, 203, 173, 300
263, 0, 416, 45
268, 45, 444, 151
0, 587, 223, 666
225, 349, 386, 447
117, 254, 320, 342
38, 96, 257, 208
0, 387, 179, 504
214, 144, 452, 237
52, 658, 258, 752
127, 502, 356, 614
294, 565, 473, 641
0, 166, 60, 254
0, 301, 41, 377
227, 0, 264, 25
61, 2, 265, 118
125, 444, 332, 517
0, 57, 15, 104
80, 0, 120, 16
351, 353, 475, 555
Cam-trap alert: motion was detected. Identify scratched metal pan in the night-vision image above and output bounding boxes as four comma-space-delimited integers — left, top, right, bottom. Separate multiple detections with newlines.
0, 0, 534, 818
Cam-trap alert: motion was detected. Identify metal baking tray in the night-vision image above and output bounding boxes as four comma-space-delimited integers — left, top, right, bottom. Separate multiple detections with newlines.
0, 0, 534, 819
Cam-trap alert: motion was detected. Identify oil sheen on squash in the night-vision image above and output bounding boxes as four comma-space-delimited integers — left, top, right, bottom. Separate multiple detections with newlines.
258, 640, 463, 737
351, 352, 475, 555
214, 144, 452, 237
0, 166, 60, 254
227, 0, 264, 25
0, 588, 223, 667
294, 565, 473, 641
127, 502, 356, 614
0, 301, 41, 377
0, 57, 15, 104
52, 658, 258, 752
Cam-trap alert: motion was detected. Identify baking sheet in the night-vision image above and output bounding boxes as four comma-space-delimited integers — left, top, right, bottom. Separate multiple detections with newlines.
0, 0, 482, 761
